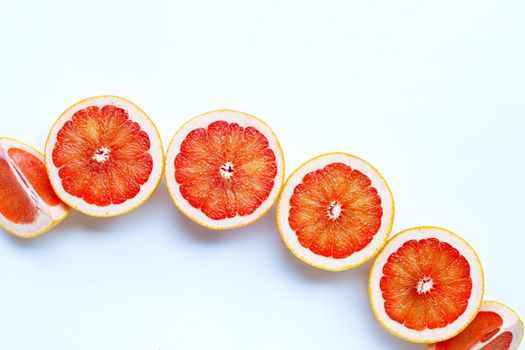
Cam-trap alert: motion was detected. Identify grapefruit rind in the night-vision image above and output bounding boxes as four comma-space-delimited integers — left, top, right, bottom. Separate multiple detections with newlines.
165, 109, 285, 230
0, 137, 70, 238
44, 96, 164, 217
427, 300, 524, 350
369, 226, 484, 344
276, 152, 395, 271
471, 301, 523, 350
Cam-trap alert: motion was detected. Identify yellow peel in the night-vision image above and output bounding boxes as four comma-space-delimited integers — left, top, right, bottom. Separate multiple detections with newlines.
165, 109, 285, 230
0, 137, 70, 238
276, 152, 395, 272
44, 95, 165, 218
369, 226, 484, 344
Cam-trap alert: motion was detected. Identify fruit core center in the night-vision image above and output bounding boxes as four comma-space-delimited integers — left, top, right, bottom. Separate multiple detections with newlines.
327, 201, 342, 220
219, 162, 234, 179
416, 277, 433, 294
92, 147, 111, 163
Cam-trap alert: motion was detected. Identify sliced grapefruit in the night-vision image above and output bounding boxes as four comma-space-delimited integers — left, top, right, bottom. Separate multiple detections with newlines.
276, 152, 394, 271
165, 110, 285, 230
369, 226, 484, 343
428, 301, 523, 350
0, 138, 69, 238
45, 96, 164, 217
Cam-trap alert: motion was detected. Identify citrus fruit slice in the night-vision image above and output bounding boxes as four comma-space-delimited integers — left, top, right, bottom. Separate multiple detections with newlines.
45, 96, 164, 217
428, 301, 523, 350
0, 137, 69, 238
276, 152, 394, 271
369, 226, 484, 343
165, 110, 285, 230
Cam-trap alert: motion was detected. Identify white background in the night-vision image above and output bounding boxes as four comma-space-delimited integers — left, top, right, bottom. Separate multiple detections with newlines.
1, 1, 524, 349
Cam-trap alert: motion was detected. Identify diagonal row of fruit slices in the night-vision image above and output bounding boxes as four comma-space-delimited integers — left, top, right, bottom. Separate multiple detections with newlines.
2, 96, 284, 234
0, 95, 522, 349
274, 152, 521, 348
0, 138, 69, 237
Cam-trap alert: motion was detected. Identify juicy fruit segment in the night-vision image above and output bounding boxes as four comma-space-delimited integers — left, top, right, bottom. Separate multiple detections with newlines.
175, 120, 277, 220
45, 96, 164, 217
434, 312, 503, 349
276, 152, 394, 271
380, 238, 472, 331
0, 157, 37, 224
288, 162, 382, 259
8, 148, 61, 206
0, 138, 69, 238
481, 332, 512, 349
369, 227, 484, 343
429, 301, 524, 350
165, 110, 285, 230
52, 105, 153, 206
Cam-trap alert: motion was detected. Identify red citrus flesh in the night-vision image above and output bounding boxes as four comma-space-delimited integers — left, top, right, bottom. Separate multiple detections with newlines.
288, 162, 382, 259
8, 148, 61, 206
433, 311, 515, 350
434, 311, 503, 349
380, 238, 472, 331
51, 105, 153, 206
174, 120, 277, 220
481, 332, 513, 349
0, 157, 37, 224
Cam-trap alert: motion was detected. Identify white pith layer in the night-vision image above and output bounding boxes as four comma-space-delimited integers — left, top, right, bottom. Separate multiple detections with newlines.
0, 138, 69, 237
45, 96, 164, 217
427, 301, 524, 350
165, 110, 285, 229
276, 153, 394, 270
369, 227, 484, 343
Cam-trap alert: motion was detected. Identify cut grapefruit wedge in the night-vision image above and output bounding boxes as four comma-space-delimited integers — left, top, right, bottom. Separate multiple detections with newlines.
165, 110, 285, 230
0, 138, 69, 238
428, 301, 523, 350
369, 226, 484, 343
45, 96, 164, 217
276, 153, 394, 271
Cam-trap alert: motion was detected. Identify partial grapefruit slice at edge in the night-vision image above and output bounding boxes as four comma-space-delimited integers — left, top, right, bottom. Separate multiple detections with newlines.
427, 300, 524, 350
369, 226, 484, 344
165, 109, 285, 230
44, 96, 164, 217
276, 152, 395, 271
0, 137, 69, 238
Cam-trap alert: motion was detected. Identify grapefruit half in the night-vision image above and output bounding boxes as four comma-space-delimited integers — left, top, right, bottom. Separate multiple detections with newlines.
428, 301, 523, 350
276, 152, 394, 271
45, 96, 164, 217
165, 110, 285, 230
369, 226, 484, 343
0, 138, 69, 238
